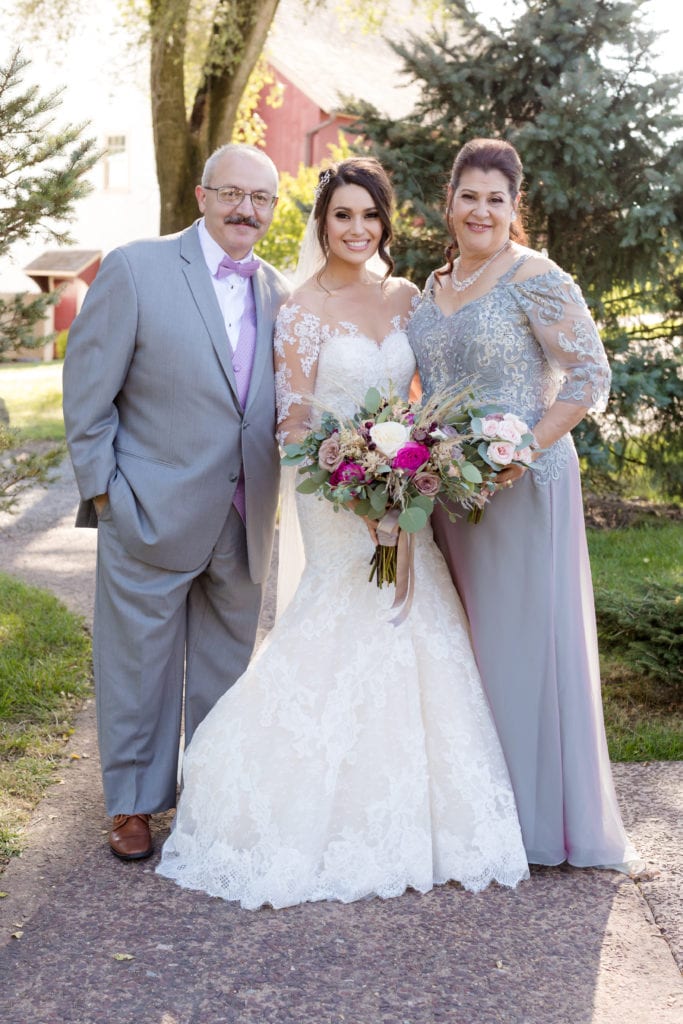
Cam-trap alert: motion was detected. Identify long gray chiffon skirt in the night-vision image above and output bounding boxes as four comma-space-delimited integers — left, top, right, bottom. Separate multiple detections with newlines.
431, 450, 639, 870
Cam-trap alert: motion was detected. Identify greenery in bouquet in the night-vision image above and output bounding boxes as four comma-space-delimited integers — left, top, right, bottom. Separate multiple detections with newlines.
282, 386, 536, 587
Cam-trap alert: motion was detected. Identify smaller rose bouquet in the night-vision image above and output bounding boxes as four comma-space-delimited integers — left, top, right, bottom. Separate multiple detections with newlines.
451, 409, 538, 522
282, 386, 536, 614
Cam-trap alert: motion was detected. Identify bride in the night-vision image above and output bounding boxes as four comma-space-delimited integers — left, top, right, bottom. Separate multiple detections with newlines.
156, 157, 529, 909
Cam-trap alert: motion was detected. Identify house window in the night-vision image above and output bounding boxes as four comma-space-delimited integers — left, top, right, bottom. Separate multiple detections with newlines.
103, 135, 129, 190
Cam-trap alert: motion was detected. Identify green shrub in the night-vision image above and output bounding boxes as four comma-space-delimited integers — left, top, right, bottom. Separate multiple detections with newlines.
54, 329, 69, 359
595, 582, 682, 696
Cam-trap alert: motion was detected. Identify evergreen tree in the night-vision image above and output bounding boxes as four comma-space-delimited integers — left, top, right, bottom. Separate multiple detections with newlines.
0, 48, 99, 357
0, 49, 98, 512
351, 0, 683, 494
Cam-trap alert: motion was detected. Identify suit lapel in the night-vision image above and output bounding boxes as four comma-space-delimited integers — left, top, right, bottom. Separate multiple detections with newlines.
247, 268, 273, 410
179, 225, 240, 400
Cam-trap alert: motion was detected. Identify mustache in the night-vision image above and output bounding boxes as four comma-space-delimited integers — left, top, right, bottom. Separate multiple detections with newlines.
224, 215, 260, 229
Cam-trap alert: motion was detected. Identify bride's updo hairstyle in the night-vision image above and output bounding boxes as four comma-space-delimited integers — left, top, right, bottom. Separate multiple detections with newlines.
313, 157, 395, 281
439, 138, 529, 278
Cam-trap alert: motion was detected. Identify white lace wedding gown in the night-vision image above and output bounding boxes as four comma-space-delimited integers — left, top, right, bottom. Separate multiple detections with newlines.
156, 310, 529, 910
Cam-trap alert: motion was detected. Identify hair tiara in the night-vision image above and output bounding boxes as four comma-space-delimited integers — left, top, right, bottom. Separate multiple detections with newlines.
314, 168, 333, 201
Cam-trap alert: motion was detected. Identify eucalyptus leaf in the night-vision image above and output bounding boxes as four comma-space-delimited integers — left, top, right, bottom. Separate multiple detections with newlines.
353, 499, 372, 517
370, 487, 389, 512
296, 478, 322, 494
461, 462, 483, 483
410, 494, 435, 514
283, 442, 304, 457
364, 388, 382, 414
398, 506, 429, 532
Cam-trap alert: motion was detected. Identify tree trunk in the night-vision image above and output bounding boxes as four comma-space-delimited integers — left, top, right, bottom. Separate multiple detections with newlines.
150, 0, 281, 235
149, 0, 194, 234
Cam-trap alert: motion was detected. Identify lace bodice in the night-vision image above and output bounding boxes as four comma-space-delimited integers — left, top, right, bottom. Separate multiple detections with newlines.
274, 303, 417, 443
407, 256, 610, 483
408, 256, 609, 419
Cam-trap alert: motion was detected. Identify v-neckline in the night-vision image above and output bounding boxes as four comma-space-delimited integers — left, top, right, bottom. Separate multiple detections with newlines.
427, 254, 530, 322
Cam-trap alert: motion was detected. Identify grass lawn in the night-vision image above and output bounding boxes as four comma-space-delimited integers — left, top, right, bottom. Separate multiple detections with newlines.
0, 360, 65, 440
588, 520, 682, 761
0, 572, 92, 864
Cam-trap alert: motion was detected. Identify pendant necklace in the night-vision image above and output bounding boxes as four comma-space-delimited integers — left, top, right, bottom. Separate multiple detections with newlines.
451, 240, 510, 292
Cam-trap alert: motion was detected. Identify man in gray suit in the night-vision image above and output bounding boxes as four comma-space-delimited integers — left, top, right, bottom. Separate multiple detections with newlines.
63, 144, 289, 860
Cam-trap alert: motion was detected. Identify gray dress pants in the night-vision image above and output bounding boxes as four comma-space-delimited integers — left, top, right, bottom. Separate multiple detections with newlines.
93, 504, 263, 816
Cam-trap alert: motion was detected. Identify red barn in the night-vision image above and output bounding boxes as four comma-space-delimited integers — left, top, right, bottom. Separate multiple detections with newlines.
257, 0, 428, 174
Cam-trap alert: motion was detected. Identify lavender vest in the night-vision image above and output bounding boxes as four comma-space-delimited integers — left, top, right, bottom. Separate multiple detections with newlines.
231, 282, 257, 520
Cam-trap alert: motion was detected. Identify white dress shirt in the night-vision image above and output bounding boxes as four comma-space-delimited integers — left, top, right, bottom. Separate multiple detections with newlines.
198, 219, 254, 352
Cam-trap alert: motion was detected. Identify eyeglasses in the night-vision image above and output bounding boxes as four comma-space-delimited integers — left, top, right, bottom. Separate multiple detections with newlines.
202, 185, 277, 210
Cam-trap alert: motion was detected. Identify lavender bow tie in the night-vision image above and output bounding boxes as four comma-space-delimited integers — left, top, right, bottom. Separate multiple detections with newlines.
216, 254, 260, 279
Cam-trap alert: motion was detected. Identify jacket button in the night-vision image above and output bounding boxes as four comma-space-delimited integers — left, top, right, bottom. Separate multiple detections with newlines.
229, 472, 239, 482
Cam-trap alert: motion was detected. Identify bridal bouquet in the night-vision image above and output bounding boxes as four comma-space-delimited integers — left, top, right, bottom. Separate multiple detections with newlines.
282, 386, 536, 613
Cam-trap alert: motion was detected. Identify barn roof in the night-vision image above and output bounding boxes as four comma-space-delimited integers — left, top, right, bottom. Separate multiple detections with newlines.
266, 0, 440, 119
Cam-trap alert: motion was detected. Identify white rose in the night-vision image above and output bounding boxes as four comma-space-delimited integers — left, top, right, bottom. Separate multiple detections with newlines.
369, 421, 411, 459
503, 413, 530, 435
496, 420, 523, 444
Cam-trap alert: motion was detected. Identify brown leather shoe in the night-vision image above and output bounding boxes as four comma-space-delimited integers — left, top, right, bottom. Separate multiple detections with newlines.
109, 814, 153, 860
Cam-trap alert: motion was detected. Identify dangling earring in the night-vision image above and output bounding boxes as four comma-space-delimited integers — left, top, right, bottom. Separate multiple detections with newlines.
511, 211, 517, 223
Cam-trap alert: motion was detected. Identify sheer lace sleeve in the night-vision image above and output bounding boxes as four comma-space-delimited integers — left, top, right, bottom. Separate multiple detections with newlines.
274, 302, 322, 445
514, 269, 611, 413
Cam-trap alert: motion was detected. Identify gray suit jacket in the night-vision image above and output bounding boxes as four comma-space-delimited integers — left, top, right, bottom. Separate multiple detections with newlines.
62, 222, 290, 582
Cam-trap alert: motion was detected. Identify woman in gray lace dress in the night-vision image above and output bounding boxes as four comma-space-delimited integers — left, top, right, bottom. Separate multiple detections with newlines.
407, 138, 639, 871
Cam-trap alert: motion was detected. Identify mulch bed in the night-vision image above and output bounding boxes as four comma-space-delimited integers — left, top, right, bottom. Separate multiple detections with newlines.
583, 492, 682, 530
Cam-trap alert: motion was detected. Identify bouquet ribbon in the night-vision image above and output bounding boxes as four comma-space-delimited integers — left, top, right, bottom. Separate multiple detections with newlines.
376, 510, 416, 626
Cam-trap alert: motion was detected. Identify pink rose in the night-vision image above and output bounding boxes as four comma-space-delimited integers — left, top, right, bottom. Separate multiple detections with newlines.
329, 461, 367, 487
392, 442, 430, 474
515, 446, 534, 464
318, 434, 343, 472
486, 440, 516, 466
413, 472, 441, 496
481, 415, 504, 437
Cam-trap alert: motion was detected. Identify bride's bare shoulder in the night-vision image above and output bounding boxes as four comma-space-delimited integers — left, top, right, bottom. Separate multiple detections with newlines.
285, 280, 326, 317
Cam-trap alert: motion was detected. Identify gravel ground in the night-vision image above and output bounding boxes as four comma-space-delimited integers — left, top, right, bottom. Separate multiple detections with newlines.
0, 459, 681, 1024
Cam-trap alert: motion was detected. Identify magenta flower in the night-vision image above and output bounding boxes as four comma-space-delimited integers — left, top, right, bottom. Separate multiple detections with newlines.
329, 461, 367, 487
392, 442, 430, 474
